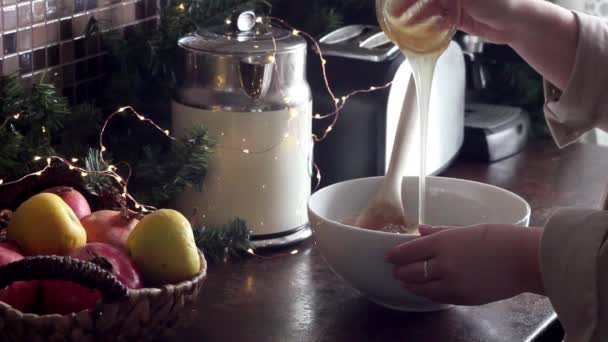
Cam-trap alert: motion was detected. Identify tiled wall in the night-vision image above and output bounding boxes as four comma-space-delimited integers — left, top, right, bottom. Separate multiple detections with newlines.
1, 0, 158, 103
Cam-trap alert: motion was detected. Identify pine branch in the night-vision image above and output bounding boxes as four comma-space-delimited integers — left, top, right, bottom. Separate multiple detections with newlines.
58, 103, 103, 157
192, 218, 253, 263
130, 125, 215, 207
83, 148, 115, 197
0, 74, 25, 119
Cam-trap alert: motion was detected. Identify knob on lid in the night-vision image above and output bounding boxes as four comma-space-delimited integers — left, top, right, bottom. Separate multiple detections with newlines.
178, 10, 306, 55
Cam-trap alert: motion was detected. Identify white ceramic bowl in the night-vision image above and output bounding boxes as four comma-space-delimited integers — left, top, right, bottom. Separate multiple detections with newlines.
308, 176, 531, 312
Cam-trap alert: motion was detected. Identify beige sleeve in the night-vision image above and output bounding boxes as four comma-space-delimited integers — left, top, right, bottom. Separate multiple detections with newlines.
540, 209, 608, 342
543, 11, 608, 148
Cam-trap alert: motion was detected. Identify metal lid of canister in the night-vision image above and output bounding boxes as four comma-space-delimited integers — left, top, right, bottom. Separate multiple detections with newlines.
178, 11, 306, 56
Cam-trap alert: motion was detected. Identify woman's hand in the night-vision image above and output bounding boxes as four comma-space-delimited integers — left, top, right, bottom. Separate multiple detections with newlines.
391, 0, 579, 89
456, 0, 526, 44
385, 224, 545, 305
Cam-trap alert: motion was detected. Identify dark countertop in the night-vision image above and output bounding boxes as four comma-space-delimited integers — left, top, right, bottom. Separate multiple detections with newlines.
166, 140, 608, 342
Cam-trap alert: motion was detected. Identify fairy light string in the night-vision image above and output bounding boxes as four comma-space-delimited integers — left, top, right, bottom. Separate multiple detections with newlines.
0, 13, 397, 210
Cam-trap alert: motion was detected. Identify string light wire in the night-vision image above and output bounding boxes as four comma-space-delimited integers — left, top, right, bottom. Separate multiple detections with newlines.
0, 14, 396, 209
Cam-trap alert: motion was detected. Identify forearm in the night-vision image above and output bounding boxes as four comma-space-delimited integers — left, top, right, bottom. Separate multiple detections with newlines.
508, 0, 579, 90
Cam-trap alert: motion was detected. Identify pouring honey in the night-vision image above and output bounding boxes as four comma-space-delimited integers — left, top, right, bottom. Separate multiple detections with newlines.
381, 0, 460, 225
353, 0, 460, 232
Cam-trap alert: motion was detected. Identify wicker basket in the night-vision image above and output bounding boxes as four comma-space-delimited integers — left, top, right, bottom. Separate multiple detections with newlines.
0, 252, 207, 341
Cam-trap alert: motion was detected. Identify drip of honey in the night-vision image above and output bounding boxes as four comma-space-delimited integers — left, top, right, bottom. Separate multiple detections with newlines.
376, 0, 460, 224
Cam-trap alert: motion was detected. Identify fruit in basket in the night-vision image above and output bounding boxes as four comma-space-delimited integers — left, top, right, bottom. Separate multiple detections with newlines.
80, 210, 139, 250
43, 186, 91, 219
0, 242, 39, 312
7, 193, 87, 255
127, 209, 200, 286
42, 242, 142, 314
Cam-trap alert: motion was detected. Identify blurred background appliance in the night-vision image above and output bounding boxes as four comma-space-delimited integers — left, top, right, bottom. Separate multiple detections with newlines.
308, 25, 466, 189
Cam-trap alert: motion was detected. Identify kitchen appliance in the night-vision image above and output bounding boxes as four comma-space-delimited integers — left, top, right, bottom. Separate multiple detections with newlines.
308, 25, 466, 189
460, 102, 531, 162
171, 11, 313, 248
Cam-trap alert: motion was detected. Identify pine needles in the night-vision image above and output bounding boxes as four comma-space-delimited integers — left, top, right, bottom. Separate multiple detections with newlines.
193, 218, 254, 264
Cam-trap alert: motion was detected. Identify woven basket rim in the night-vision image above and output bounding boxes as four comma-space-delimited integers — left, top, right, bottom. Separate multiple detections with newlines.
0, 249, 207, 319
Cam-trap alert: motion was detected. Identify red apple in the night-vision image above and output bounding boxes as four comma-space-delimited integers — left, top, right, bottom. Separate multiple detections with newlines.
42, 243, 142, 314
0, 242, 39, 312
80, 210, 139, 250
43, 186, 91, 219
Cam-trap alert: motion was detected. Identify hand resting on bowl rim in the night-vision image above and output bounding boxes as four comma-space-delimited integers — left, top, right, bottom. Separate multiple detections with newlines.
386, 224, 545, 306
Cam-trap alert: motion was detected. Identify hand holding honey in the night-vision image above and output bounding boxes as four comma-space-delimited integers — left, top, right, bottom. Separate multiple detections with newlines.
376, 0, 461, 55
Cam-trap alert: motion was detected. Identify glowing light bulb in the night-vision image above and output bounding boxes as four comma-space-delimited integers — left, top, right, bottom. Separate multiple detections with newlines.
370, 86, 377, 91
135, 203, 141, 209
35, 171, 43, 176
225, 19, 232, 24
71, 158, 78, 163
256, 17, 263, 23
178, 3, 185, 10
13, 113, 20, 119
292, 29, 300, 36
164, 130, 170, 136
326, 126, 333, 133
118, 107, 128, 112
81, 172, 88, 177
314, 114, 321, 119
138, 115, 145, 121
46, 158, 51, 165
33, 156, 42, 161
69, 165, 75, 170
247, 249, 255, 255
42, 126, 46, 133
243, 149, 251, 154
321, 59, 327, 66
0, 180, 4, 185
284, 133, 289, 138
268, 55, 276, 63
101, 146, 107, 152
291, 250, 299, 255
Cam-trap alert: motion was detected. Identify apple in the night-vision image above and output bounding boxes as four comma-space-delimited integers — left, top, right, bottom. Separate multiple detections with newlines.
43, 186, 91, 219
42, 243, 142, 314
80, 210, 139, 250
0, 242, 39, 312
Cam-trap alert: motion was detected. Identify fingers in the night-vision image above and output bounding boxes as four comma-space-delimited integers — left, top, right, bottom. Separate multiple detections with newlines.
418, 225, 452, 236
386, 236, 436, 264
393, 259, 441, 284
385, 224, 454, 263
